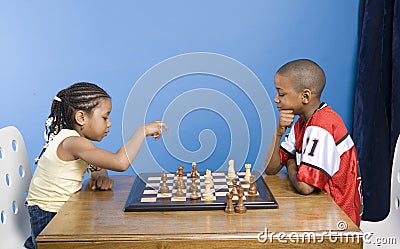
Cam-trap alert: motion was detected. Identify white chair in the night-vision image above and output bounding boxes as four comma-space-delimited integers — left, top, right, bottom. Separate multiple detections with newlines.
360, 134, 400, 248
0, 126, 32, 248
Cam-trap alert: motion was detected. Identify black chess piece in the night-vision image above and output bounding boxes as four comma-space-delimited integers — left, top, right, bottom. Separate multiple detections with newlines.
225, 192, 234, 214
159, 171, 169, 193
175, 184, 185, 197
191, 162, 199, 178
248, 175, 258, 196
235, 187, 247, 214
231, 179, 238, 196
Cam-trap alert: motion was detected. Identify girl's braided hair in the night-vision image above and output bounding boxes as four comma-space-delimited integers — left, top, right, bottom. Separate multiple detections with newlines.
36, 82, 110, 163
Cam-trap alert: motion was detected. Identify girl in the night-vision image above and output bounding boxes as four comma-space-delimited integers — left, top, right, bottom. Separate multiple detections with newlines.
24, 82, 168, 248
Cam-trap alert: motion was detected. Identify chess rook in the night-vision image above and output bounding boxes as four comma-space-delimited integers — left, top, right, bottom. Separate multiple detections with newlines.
244, 164, 252, 183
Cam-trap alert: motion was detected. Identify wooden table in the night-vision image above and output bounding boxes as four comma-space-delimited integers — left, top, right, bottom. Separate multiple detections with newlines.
36, 172, 363, 248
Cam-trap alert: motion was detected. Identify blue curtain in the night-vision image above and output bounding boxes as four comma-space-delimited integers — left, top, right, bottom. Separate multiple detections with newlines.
353, 0, 400, 221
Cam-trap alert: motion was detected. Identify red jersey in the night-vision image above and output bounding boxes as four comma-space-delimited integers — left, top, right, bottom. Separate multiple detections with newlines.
280, 103, 361, 226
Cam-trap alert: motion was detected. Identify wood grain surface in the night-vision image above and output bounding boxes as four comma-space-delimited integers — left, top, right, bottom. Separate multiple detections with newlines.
36, 172, 363, 249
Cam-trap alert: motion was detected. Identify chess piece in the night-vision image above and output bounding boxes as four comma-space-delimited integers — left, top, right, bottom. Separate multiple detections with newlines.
175, 184, 185, 197
175, 175, 186, 189
159, 171, 170, 193
190, 188, 200, 200
230, 179, 238, 196
205, 169, 212, 177
237, 181, 242, 190
175, 175, 182, 188
225, 193, 234, 214
205, 169, 214, 188
177, 164, 184, 177
235, 187, 247, 214
227, 159, 236, 184
202, 176, 213, 200
176, 165, 186, 189
189, 178, 198, 193
248, 175, 258, 196
244, 163, 252, 183
191, 162, 199, 178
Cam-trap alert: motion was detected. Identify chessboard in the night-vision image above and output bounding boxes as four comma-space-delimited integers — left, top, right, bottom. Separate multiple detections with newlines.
124, 171, 278, 212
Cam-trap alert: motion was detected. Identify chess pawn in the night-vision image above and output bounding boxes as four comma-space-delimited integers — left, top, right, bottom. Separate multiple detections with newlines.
159, 171, 170, 193
159, 183, 169, 194
248, 175, 258, 196
235, 188, 247, 214
230, 179, 238, 196
237, 181, 242, 190
191, 162, 199, 178
189, 178, 198, 193
175, 184, 186, 197
202, 178, 213, 200
175, 175, 186, 189
177, 164, 184, 177
181, 176, 186, 189
190, 188, 200, 200
225, 193, 234, 214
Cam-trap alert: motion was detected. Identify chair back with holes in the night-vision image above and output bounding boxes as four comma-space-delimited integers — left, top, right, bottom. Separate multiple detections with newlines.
360, 134, 400, 248
0, 126, 32, 248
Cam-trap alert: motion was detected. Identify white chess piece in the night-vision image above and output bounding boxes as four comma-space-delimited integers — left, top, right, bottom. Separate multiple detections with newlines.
244, 163, 252, 183
202, 174, 213, 200
227, 159, 236, 184
205, 169, 214, 188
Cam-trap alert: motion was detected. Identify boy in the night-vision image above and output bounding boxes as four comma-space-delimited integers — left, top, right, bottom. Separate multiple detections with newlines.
265, 59, 361, 226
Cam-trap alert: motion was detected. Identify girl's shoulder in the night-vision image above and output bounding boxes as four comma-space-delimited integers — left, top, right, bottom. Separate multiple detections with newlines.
57, 129, 80, 138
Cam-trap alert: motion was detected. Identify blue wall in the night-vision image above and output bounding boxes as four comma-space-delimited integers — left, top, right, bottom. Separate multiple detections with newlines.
0, 1, 359, 175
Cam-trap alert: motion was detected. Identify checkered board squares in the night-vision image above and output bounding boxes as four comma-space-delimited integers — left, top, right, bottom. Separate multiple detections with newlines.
141, 172, 255, 203
124, 171, 278, 212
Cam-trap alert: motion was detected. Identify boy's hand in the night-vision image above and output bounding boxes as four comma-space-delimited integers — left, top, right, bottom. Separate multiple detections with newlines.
277, 110, 295, 136
144, 120, 169, 140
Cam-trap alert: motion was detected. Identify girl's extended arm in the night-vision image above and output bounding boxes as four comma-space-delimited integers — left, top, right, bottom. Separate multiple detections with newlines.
61, 121, 168, 172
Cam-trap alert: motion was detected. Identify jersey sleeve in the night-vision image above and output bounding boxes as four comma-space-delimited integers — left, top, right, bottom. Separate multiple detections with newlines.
297, 125, 340, 190
279, 128, 296, 166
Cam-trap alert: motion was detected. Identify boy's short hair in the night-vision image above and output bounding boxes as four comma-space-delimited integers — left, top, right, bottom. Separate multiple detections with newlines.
277, 59, 326, 97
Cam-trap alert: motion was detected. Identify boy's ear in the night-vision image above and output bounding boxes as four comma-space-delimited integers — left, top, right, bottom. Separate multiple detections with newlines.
75, 110, 86, 126
301, 89, 312, 103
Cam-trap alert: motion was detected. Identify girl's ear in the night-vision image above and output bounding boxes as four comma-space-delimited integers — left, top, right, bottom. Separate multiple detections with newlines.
75, 110, 86, 126
301, 89, 312, 104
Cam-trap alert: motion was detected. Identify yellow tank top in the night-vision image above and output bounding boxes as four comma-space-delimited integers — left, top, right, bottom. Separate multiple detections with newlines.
27, 129, 88, 212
